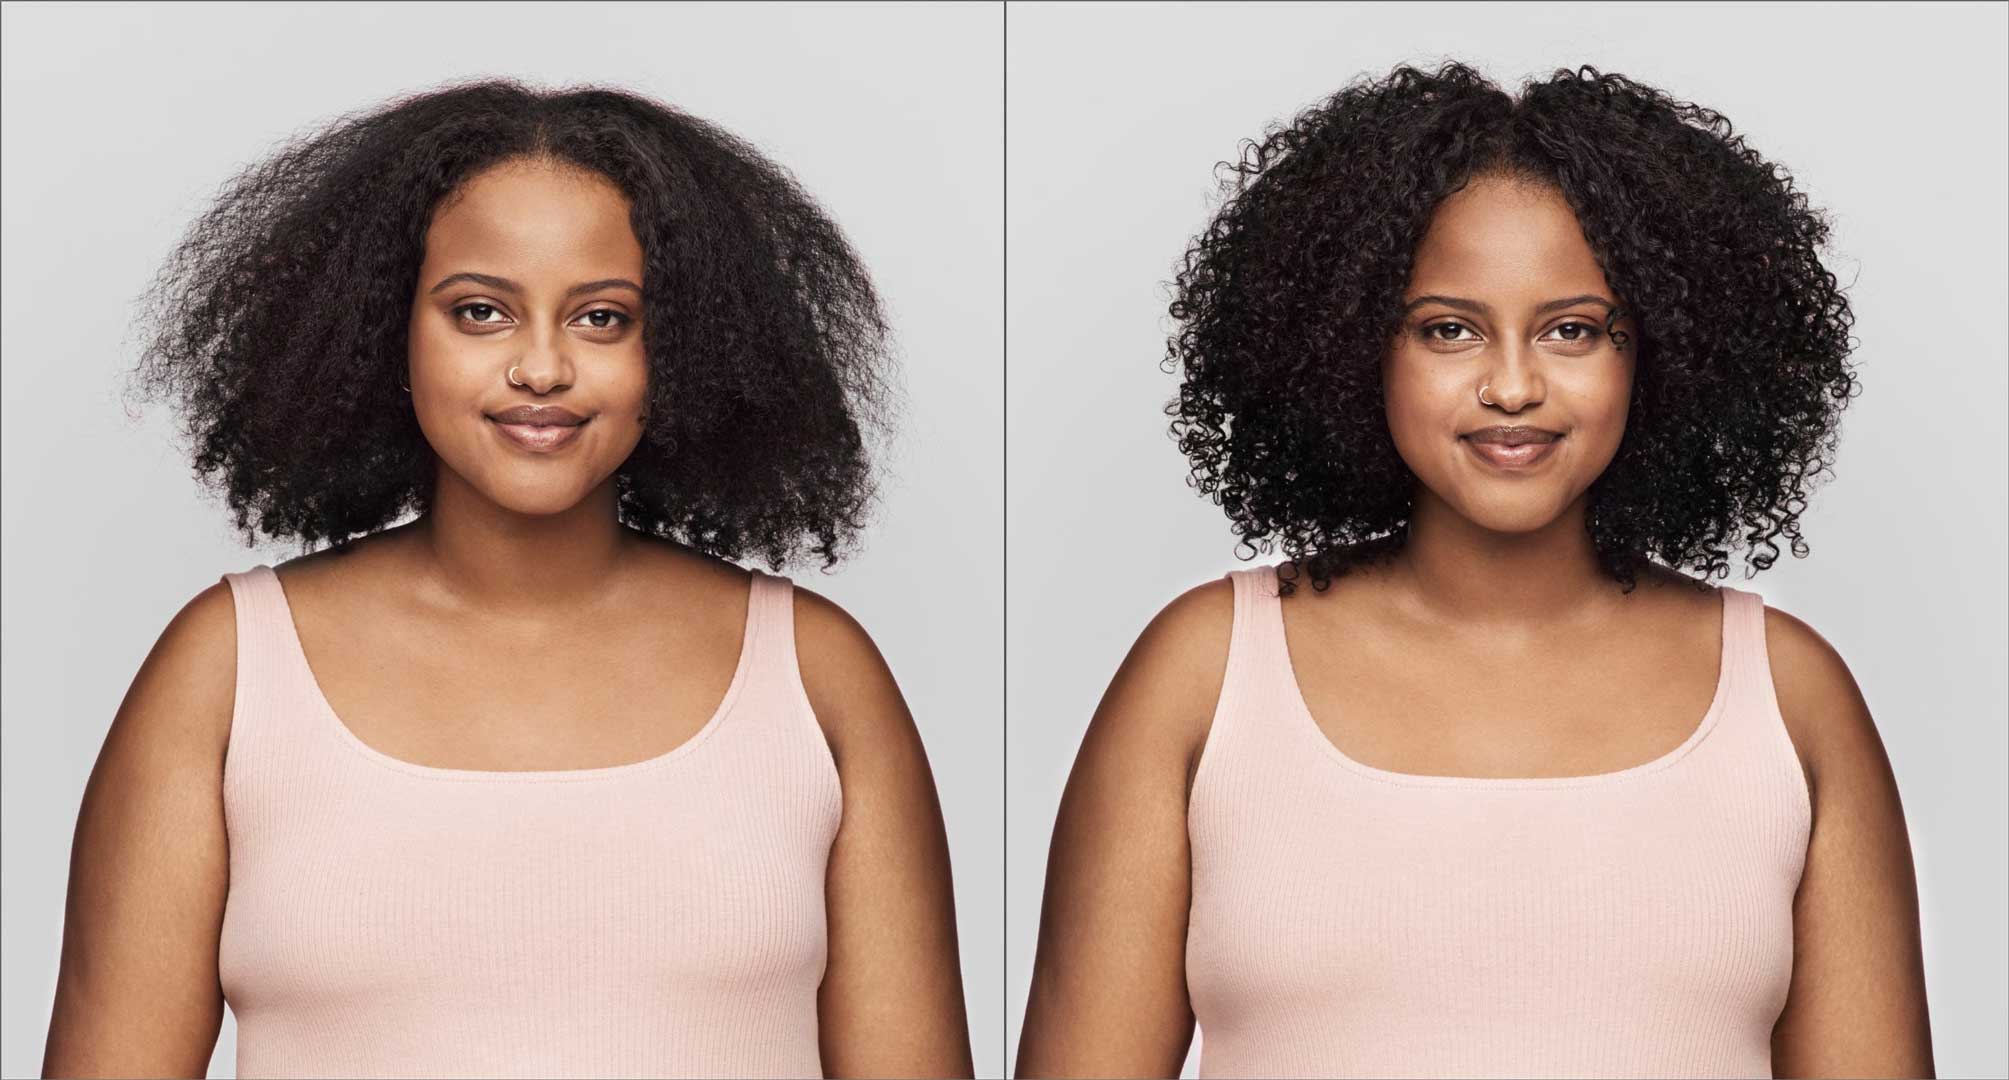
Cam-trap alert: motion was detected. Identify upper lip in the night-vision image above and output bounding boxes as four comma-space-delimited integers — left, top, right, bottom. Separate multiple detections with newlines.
1464, 425, 1562, 446
488, 405, 587, 427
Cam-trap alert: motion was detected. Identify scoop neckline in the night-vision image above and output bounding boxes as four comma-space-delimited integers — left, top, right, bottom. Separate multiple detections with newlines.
1265, 567, 1737, 790
255, 563, 759, 783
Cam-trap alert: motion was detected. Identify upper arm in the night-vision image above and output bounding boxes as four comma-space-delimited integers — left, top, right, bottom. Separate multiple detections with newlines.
43, 580, 238, 1078
1014, 579, 1233, 1079
1764, 605, 1936, 1079
792, 585, 974, 1078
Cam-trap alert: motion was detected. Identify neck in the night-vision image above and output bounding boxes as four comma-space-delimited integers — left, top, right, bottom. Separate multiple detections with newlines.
404, 468, 635, 618
1388, 489, 1634, 631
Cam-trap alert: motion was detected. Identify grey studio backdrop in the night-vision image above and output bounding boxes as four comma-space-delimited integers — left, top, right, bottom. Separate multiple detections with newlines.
0, 3, 1002, 1076
1004, 2, 2006, 1077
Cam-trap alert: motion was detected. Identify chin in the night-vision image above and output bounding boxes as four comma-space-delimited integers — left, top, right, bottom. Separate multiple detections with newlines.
1455, 494, 1571, 535
477, 477, 604, 517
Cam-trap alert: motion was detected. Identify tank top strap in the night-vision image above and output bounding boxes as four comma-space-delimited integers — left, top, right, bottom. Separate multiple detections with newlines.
217, 564, 323, 717
215, 564, 329, 814
1716, 585, 1766, 685
1713, 583, 1813, 825
737, 568, 844, 811
1226, 563, 1289, 661
1225, 562, 1298, 713
1190, 564, 1295, 805
745, 567, 794, 664
1713, 584, 1777, 724
219, 564, 281, 664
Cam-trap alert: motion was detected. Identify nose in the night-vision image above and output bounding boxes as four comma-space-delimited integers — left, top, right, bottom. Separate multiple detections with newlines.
510, 324, 575, 394
1482, 340, 1545, 412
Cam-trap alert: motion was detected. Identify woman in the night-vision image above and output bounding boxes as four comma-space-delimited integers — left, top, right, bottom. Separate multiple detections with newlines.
46, 79, 972, 1078
1017, 63, 1932, 1078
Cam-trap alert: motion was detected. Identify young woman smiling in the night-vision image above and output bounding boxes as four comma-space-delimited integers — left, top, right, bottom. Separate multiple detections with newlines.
1017, 63, 1932, 1079
45, 80, 972, 1078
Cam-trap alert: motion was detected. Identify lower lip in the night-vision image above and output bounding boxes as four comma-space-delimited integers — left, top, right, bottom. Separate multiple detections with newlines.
490, 418, 587, 452
1463, 434, 1562, 469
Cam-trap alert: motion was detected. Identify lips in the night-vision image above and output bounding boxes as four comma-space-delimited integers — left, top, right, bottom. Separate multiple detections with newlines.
1463, 432, 1562, 469
1465, 426, 1560, 446
489, 404, 586, 427
490, 416, 588, 453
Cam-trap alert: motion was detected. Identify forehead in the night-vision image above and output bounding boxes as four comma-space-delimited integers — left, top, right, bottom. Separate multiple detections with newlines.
1408, 176, 1612, 299
422, 159, 641, 274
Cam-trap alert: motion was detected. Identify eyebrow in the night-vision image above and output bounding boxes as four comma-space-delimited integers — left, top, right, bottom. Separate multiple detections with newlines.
1403, 293, 1616, 317
427, 272, 642, 298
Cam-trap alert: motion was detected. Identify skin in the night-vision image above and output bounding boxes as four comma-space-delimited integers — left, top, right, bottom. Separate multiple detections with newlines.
45, 156, 973, 1078
1016, 175, 1933, 1078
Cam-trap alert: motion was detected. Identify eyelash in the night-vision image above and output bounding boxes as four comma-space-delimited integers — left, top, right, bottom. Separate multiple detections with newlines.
451, 303, 633, 332
1418, 320, 1606, 346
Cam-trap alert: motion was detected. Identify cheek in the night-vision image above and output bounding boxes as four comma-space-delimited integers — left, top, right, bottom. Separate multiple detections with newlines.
608, 358, 650, 423
1381, 355, 1462, 448
405, 311, 469, 389
407, 304, 449, 353
1558, 367, 1633, 451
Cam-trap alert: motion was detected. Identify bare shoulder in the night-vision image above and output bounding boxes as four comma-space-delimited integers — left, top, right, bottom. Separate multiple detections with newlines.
787, 580, 917, 765
84, 573, 241, 804
1759, 601, 1883, 805
117, 576, 239, 762
1081, 575, 1237, 794
789, 579, 885, 671
1132, 575, 1237, 675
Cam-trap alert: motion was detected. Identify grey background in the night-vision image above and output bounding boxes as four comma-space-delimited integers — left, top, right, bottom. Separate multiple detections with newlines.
1005, 2, 2007, 1076
0, 3, 1002, 1077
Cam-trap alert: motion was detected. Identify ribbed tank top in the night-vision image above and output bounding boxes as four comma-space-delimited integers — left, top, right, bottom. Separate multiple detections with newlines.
1184, 564, 1812, 1079
215, 564, 842, 1079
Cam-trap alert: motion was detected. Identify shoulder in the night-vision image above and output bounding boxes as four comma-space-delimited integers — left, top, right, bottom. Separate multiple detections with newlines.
1078, 574, 1239, 790
162, 576, 240, 683
106, 575, 239, 775
788, 578, 880, 661
787, 578, 893, 693
1126, 574, 1237, 697
1758, 599, 1883, 806
782, 579, 920, 767
169, 574, 240, 649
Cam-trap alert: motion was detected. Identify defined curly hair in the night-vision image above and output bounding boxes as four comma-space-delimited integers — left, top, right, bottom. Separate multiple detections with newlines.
1165, 61, 1859, 595
126, 77, 894, 570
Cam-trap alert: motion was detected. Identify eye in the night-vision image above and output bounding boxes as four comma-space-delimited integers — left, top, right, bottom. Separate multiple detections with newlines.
453, 302, 508, 327
450, 304, 633, 333
1544, 320, 1606, 345
1419, 321, 1478, 344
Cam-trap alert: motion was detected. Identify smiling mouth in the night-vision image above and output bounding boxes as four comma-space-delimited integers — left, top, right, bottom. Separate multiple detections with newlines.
1462, 432, 1563, 469
490, 416, 588, 452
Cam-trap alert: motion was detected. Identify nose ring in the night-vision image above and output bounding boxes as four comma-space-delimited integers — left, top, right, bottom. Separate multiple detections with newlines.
508, 365, 526, 388
1478, 382, 1495, 406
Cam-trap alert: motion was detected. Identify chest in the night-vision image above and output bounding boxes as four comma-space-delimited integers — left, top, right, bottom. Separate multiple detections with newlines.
1183, 777, 1802, 1073
289, 591, 743, 772
218, 773, 834, 1022
1283, 600, 1724, 780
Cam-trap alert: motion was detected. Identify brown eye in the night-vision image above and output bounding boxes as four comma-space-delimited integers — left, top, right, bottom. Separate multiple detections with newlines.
575, 309, 632, 331
454, 302, 506, 326
1421, 321, 1475, 343
1546, 321, 1605, 344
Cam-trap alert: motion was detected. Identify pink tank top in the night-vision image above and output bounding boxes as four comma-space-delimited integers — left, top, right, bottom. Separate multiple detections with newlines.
216, 564, 841, 1079
1184, 564, 1811, 1079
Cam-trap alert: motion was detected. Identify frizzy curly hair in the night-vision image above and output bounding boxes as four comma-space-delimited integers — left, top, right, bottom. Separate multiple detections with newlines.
125, 76, 895, 569
1164, 61, 1859, 595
